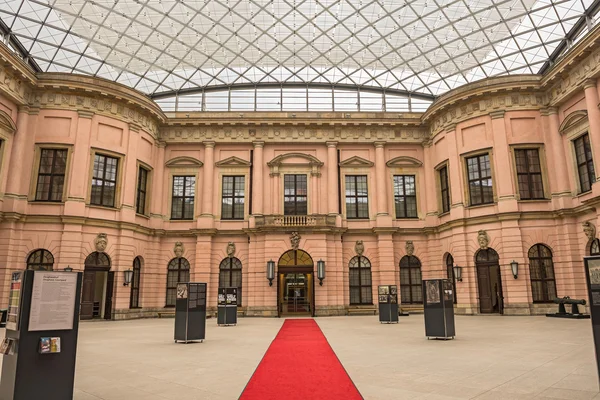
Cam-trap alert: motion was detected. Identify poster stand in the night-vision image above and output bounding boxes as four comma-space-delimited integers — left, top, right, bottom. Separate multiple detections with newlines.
0, 270, 83, 400
422, 279, 456, 340
217, 287, 238, 326
584, 256, 600, 386
378, 285, 399, 323
174, 282, 207, 343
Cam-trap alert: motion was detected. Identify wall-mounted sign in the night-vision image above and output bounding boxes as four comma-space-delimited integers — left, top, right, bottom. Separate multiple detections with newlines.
28, 272, 78, 332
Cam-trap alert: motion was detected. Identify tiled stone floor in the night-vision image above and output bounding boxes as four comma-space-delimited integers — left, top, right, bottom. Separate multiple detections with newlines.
2, 315, 599, 399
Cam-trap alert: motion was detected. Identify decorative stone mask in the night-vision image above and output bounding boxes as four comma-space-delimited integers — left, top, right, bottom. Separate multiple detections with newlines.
477, 230, 489, 250
227, 242, 236, 258
583, 222, 596, 241
355, 240, 364, 256
94, 233, 108, 253
174, 242, 184, 258
290, 232, 301, 250
405, 241, 414, 256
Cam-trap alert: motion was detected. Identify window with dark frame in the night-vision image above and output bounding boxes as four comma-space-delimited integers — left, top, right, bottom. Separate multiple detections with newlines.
26, 249, 54, 271
345, 175, 369, 219
35, 149, 67, 202
439, 166, 450, 214
393, 175, 417, 218
284, 174, 307, 215
349, 256, 373, 305
130, 257, 142, 308
446, 254, 457, 304
219, 257, 243, 305
91, 154, 118, 207
166, 257, 190, 307
515, 149, 545, 200
221, 176, 245, 220
591, 238, 600, 256
136, 166, 149, 215
466, 154, 493, 206
400, 255, 422, 304
574, 134, 595, 193
171, 176, 195, 220
528, 244, 557, 303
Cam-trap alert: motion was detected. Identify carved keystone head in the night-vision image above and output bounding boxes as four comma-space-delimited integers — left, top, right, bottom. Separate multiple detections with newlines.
174, 242, 184, 258
405, 241, 414, 256
477, 230, 489, 250
226, 242, 236, 258
355, 240, 364, 256
94, 233, 108, 253
583, 222, 596, 241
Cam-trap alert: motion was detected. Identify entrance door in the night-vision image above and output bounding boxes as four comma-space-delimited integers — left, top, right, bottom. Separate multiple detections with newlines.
280, 273, 312, 315
476, 248, 503, 314
82, 251, 112, 320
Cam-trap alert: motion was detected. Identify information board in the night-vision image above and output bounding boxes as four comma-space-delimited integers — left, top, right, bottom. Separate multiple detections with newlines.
6, 271, 23, 331
28, 272, 78, 332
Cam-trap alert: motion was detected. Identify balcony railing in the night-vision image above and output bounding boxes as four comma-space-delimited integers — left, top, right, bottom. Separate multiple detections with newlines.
254, 214, 336, 228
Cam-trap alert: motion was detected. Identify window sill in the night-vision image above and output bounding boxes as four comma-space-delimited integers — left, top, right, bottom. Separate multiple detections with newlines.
135, 213, 150, 219
576, 189, 593, 198
517, 198, 551, 203
88, 204, 119, 211
170, 219, 195, 222
438, 211, 450, 217
221, 218, 245, 221
466, 202, 496, 209
346, 218, 370, 221
394, 217, 419, 220
29, 200, 64, 204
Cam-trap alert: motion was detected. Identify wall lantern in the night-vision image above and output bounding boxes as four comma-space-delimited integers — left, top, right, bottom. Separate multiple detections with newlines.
123, 269, 134, 286
453, 265, 462, 282
63, 266, 73, 272
510, 260, 519, 279
267, 260, 275, 286
317, 259, 326, 286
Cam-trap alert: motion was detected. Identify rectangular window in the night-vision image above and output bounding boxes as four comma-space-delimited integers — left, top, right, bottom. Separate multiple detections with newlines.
345, 175, 369, 219
466, 154, 493, 206
514, 149, 544, 200
393, 175, 417, 218
171, 176, 195, 220
35, 149, 67, 202
221, 175, 245, 220
136, 166, 149, 215
284, 174, 307, 215
439, 166, 450, 214
574, 134, 595, 193
91, 154, 118, 207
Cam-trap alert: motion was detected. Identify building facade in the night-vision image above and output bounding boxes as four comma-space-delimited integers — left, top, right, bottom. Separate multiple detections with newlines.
2, 27, 600, 320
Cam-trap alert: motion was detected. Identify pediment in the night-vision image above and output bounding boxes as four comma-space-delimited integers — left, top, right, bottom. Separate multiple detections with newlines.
165, 156, 203, 168
559, 110, 588, 134
339, 156, 374, 167
267, 152, 324, 176
215, 156, 251, 168
0, 110, 16, 134
386, 156, 423, 167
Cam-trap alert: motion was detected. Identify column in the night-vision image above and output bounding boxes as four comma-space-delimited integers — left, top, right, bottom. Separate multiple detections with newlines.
252, 141, 264, 215
63, 111, 93, 217
151, 142, 166, 218
5, 107, 33, 197
584, 79, 600, 179
202, 141, 215, 215
326, 141, 338, 215
422, 141, 436, 222
542, 107, 570, 197
490, 111, 517, 213
374, 141, 388, 215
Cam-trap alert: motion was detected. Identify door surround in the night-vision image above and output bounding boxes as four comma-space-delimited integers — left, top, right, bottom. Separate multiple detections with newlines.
277, 249, 315, 317
82, 252, 114, 320
475, 248, 504, 314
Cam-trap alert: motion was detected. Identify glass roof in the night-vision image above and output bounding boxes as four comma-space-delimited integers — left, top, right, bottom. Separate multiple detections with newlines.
1, 0, 598, 112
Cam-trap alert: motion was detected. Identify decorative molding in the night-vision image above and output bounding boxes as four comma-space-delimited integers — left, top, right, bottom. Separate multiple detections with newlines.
215, 156, 251, 168
355, 240, 364, 256
583, 221, 596, 241
226, 242, 236, 258
405, 240, 414, 256
477, 230, 489, 250
339, 156, 374, 168
94, 233, 108, 252
386, 156, 423, 167
267, 152, 324, 177
0, 109, 16, 134
174, 242, 184, 258
489, 111, 505, 119
165, 156, 204, 168
290, 232, 301, 250
559, 110, 588, 135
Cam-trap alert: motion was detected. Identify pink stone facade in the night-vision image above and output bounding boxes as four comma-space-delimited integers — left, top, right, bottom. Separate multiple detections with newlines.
1, 31, 600, 319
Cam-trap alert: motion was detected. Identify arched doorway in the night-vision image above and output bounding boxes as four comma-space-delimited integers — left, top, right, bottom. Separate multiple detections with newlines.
475, 248, 503, 314
81, 252, 113, 320
277, 249, 314, 317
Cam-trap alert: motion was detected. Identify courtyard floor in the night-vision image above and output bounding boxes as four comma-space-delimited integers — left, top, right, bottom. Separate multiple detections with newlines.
3, 315, 600, 399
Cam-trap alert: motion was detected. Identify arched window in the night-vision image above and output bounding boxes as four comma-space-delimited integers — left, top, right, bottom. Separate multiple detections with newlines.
166, 258, 190, 307
85, 252, 111, 268
27, 249, 54, 271
446, 254, 457, 304
219, 257, 242, 305
130, 257, 142, 309
528, 244, 557, 303
591, 239, 600, 256
476, 248, 499, 263
400, 256, 422, 304
349, 256, 373, 305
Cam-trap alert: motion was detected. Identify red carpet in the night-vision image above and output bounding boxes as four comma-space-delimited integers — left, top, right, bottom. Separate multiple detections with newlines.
240, 319, 363, 400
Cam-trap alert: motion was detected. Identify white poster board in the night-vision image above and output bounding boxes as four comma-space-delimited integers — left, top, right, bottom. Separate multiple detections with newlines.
28, 272, 78, 332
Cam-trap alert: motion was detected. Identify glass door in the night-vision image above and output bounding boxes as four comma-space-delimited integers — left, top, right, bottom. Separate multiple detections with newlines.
280, 273, 312, 315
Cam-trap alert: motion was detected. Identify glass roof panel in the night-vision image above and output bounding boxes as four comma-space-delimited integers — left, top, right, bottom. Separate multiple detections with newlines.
0, 0, 598, 111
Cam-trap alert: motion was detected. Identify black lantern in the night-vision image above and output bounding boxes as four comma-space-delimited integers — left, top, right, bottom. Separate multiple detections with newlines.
123, 268, 134, 286
63, 265, 73, 272
267, 260, 275, 286
510, 260, 518, 279
317, 259, 325, 286
453, 265, 462, 282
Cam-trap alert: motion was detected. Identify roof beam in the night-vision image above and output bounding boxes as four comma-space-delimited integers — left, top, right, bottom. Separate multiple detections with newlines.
0, 16, 41, 73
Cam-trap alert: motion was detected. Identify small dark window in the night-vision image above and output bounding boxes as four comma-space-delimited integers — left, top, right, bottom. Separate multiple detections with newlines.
439, 166, 450, 214
528, 244, 557, 303
221, 176, 245, 220
284, 174, 307, 215
345, 175, 369, 219
27, 249, 54, 271
574, 134, 595, 193
466, 154, 493, 206
591, 238, 600, 256
349, 256, 373, 305
394, 175, 417, 218
219, 257, 243, 305
35, 149, 67, 202
91, 154, 118, 207
400, 255, 422, 304
171, 176, 195, 220
136, 167, 149, 215
515, 149, 544, 200
130, 257, 142, 308
446, 254, 457, 304
166, 257, 190, 307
